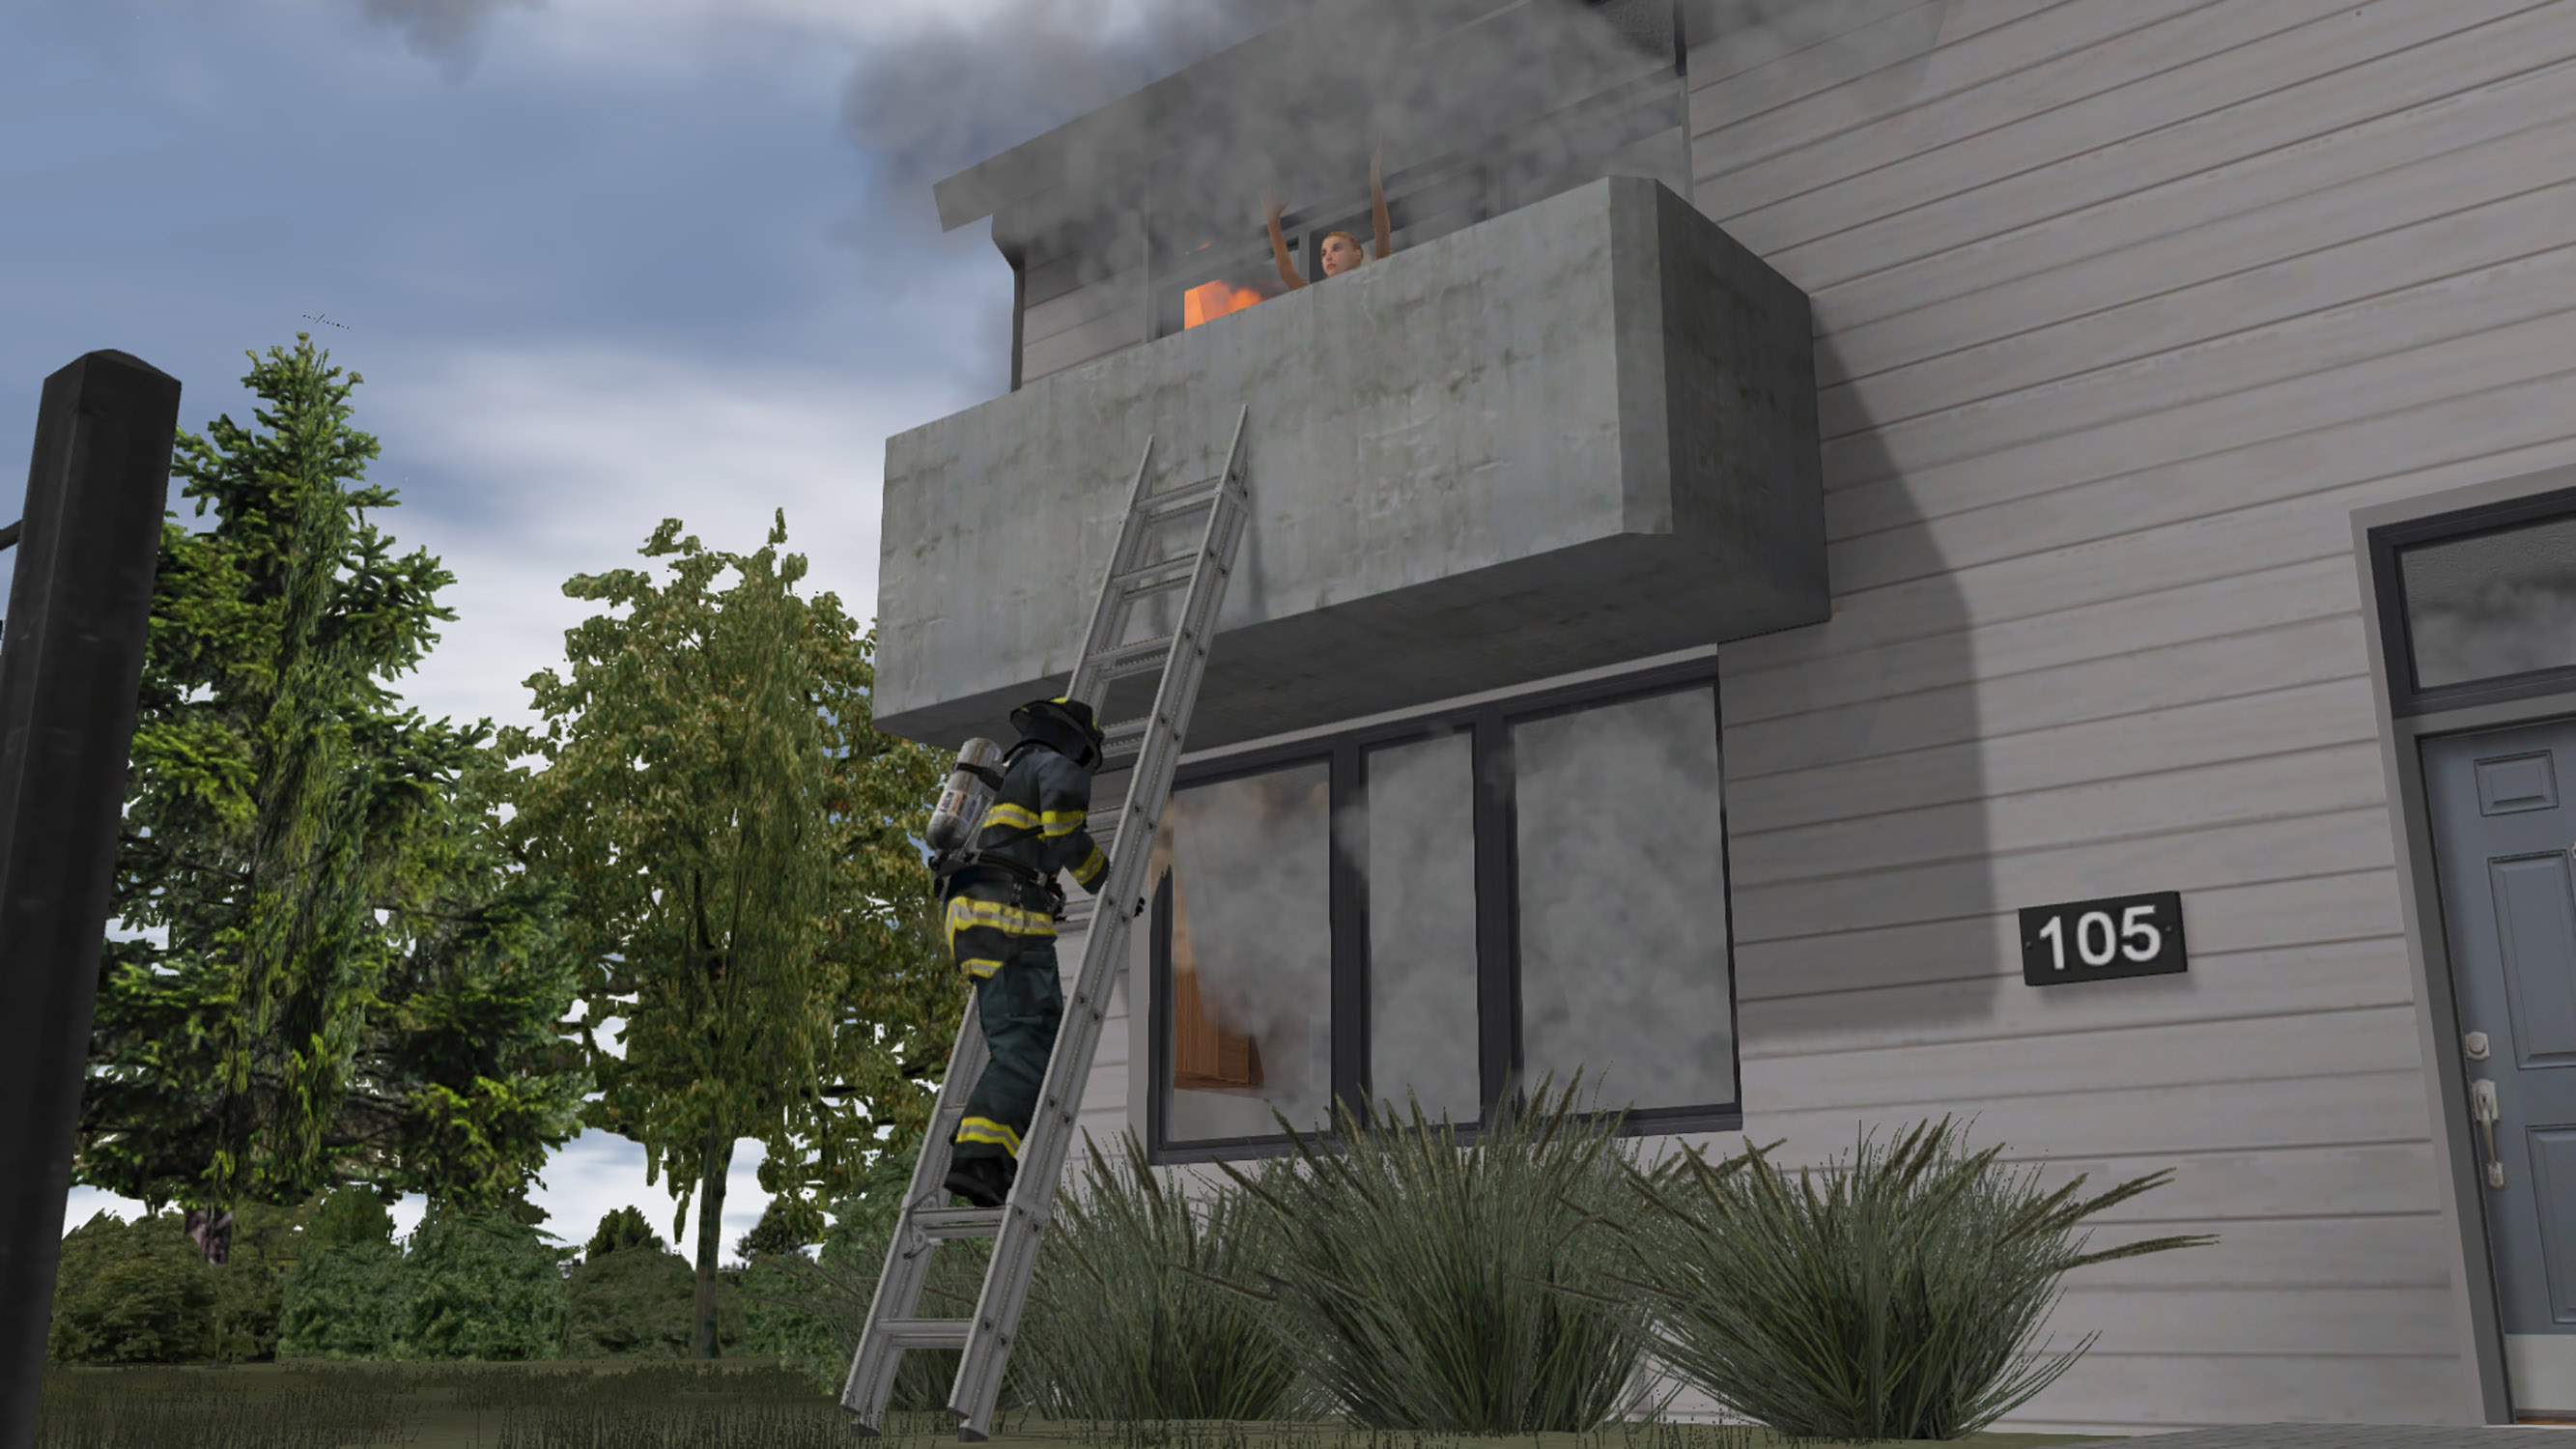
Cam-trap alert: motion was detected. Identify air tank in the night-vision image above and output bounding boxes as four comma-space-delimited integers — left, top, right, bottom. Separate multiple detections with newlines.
925, 737, 1005, 853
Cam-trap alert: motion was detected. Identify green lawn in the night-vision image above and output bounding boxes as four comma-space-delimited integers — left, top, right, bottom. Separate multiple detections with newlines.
35, 1362, 2119, 1449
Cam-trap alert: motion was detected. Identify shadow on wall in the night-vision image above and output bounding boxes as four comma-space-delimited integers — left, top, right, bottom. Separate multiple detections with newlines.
1716, 329, 1996, 1129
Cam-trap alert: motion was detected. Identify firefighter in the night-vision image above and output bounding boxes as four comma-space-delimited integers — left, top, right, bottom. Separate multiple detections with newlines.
938, 696, 1111, 1208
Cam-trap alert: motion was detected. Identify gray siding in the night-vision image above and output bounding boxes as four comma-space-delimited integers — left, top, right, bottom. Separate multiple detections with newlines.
1684, 0, 2576, 1434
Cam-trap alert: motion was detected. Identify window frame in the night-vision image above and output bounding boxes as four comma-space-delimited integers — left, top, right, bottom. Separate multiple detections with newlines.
2369, 482, 2576, 718
1146, 655, 1744, 1164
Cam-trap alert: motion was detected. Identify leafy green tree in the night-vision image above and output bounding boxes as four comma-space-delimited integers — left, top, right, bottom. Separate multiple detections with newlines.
79, 335, 587, 1230
276, 1187, 408, 1359
402, 1206, 568, 1360
500, 514, 951, 1358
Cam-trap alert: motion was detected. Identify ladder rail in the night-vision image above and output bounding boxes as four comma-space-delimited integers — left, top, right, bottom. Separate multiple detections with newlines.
945, 407, 1251, 1435
1068, 438, 1163, 693
839, 994, 990, 1428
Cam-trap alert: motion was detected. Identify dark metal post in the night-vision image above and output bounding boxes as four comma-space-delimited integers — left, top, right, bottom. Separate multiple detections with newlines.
0, 352, 178, 1449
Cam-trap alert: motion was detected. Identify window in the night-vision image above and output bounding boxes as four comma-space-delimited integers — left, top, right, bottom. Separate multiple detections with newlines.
1153, 761, 1336, 1144
1147, 161, 1501, 342
1146, 663, 1741, 1160
2373, 485, 2576, 716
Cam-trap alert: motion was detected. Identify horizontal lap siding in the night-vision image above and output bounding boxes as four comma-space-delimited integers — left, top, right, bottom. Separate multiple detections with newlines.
1690, 0, 2576, 1431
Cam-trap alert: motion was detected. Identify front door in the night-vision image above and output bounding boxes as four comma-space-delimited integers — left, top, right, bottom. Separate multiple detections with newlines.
2425, 719, 2576, 1421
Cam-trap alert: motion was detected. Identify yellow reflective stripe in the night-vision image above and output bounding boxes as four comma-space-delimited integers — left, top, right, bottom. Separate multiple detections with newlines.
945, 895, 1054, 938
958, 956, 1006, 980
981, 802, 1040, 832
1040, 809, 1087, 838
1072, 846, 1108, 888
955, 1116, 1023, 1155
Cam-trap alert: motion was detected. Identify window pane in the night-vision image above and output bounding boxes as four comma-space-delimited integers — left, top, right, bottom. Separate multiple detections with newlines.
1362, 732, 1480, 1125
2400, 514, 2576, 689
1159, 761, 1334, 1143
1512, 687, 1734, 1114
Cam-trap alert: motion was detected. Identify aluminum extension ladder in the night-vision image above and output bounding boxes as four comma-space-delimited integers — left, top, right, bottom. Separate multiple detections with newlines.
841, 407, 1253, 1440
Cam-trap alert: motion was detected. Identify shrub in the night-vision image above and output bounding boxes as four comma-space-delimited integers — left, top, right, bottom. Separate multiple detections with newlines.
1604, 1116, 2220, 1440
403, 1205, 567, 1360
724, 1257, 839, 1362
586, 1205, 664, 1259
1012, 1130, 1311, 1420
1204, 1076, 1663, 1433
563, 1244, 697, 1358
278, 1188, 409, 1360
47, 1211, 221, 1364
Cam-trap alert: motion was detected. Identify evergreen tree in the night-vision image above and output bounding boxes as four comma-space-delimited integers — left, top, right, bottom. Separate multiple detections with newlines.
79, 336, 587, 1234
585, 1206, 665, 1260
500, 514, 951, 1358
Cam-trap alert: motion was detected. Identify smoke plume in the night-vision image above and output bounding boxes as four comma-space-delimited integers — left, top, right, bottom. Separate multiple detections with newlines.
841, 0, 1312, 225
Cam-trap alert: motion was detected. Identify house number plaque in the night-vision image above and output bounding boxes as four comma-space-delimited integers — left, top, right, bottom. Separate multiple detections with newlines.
2019, 891, 2188, 986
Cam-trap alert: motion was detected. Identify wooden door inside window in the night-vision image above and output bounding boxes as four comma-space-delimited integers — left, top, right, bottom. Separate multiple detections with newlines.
1157, 812, 1263, 1092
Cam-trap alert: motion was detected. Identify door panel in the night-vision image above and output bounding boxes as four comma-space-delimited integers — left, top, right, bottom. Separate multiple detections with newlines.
2537, 1127, 2576, 1325
2424, 719, 2576, 1415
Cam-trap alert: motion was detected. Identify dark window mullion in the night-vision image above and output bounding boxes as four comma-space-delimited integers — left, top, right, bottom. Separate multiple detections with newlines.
1146, 869, 1173, 1159
1330, 739, 1368, 1129
1474, 705, 1518, 1128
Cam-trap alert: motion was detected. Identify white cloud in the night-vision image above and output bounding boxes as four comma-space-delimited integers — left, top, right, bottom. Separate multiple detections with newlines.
373, 340, 976, 735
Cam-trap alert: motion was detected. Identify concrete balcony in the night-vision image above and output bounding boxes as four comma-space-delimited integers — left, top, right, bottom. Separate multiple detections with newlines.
873, 175, 1825, 751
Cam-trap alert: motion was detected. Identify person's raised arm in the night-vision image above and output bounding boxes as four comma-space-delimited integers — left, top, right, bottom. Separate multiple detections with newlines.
1371, 146, 1394, 261
1263, 188, 1309, 291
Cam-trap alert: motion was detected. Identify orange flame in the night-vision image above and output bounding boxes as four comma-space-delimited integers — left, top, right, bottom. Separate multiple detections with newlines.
1184, 279, 1265, 328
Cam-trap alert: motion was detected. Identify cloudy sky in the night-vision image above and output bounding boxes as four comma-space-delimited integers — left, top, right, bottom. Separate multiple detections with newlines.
8, 0, 1287, 1255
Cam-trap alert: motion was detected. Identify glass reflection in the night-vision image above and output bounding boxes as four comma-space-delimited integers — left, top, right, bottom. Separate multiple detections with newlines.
1360, 732, 1480, 1125
2401, 514, 2576, 690
1512, 688, 1734, 1115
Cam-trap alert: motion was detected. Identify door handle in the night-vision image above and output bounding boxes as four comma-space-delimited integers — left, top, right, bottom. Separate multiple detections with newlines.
2471, 1078, 2505, 1190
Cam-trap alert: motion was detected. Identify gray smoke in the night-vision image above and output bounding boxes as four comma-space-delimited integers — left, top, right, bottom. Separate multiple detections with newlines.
357, 0, 542, 78
841, 0, 1951, 257
843, 0, 1680, 244
842, 0, 1313, 225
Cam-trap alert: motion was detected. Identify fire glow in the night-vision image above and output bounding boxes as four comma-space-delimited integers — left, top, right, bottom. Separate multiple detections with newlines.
1184, 279, 1265, 328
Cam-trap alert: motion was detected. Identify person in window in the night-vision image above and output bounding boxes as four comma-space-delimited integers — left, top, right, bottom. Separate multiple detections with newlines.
1263, 147, 1395, 291
937, 696, 1111, 1209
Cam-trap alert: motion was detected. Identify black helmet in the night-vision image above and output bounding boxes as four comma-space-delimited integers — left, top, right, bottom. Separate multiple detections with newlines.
1010, 696, 1105, 768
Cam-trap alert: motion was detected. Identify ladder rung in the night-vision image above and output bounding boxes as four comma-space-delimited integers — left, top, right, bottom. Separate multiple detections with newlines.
1083, 635, 1173, 680
1100, 717, 1150, 753
874, 1319, 973, 1351
1136, 475, 1224, 521
910, 1207, 1004, 1240
1109, 553, 1198, 597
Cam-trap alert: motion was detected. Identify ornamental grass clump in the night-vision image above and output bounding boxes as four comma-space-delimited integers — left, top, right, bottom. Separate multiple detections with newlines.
1014, 1130, 1313, 1419
1603, 1116, 2218, 1440
1202, 1075, 1664, 1434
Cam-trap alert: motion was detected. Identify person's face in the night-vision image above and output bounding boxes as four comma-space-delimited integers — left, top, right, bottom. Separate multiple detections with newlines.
1319, 233, 1365, 275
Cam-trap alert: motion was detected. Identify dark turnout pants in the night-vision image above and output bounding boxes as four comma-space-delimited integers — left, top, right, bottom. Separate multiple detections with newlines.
950, 944, 1064, 1162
